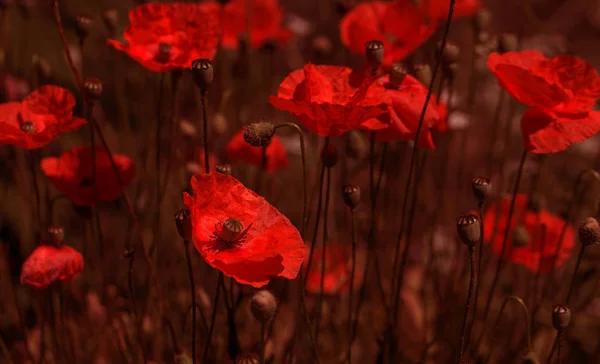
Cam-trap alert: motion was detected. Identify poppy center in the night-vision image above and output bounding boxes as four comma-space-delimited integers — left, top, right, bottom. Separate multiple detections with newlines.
20, 121, 35, 133
220, 218, 243, 243
154, 43, 171, 63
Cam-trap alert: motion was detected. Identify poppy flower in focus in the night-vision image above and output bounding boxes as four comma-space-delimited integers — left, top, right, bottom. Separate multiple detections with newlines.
184, 173, 304, 287
304, 242, 365, 295
340, 1, 437, 65
108, 2, 221, 72
488, 51, 600, 154
0, 86, 86, 149
41, 146, 136, 206
21, 244, 84, 289
225, 127, 289, 173
269, 64, 388, 136
221, 0, 292, 49
483, 194, 575, 273
417, 0, 482, 21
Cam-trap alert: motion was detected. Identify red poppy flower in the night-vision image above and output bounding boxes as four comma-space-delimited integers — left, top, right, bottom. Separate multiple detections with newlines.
304, 243, 365, 295
41, 146, 136, 206
483, 194, 575, 273
183, 173, 304, 287
108, 2, 221, 72
340, 1, 437, 65
417, 0, 482, 21
221, 0, 292, 49
225, 127, 289, 173
269, 64, 388, 136
20, 245, 84, 289
488, 51, 600, 154
0, 86, 86, 149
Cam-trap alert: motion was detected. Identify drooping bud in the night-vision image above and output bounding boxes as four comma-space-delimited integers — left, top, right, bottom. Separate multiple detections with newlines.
174, 208, 192, 241
342, 185, 361, 210
84, 77, 103, 101
250, 290, 278, 323
216, 164, 232, 176
235, 353, 259, 364
75, 14, 94, 41
471, 177, 491, 203
456, 214, 481, 248
551, 304, 571, 331
578, 217, 600, 247
220, 218, 243, 243
413, 64, 432, 87
103, 9, 119, 38
499, 33, 518, 53
321, 142, 338, 168
45, 226, 65, 246
389, 63, 407, 87
365, 40, 384, 70
512, 225, 530, 247
244, 122, 276, 147
191, 59, 214, 92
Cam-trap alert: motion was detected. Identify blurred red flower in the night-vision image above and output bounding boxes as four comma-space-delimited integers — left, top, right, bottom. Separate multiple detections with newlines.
184, 173, 304, 287
221, 0, 292, 49
269, 64, 388, 136
304, 242, 365, 295
225, 127, 289, 173
340, 1, 437, 65
0, 86, 86, 149
483, 194, 575, 274
20, 245, 84, 289
41, 146, 136, 206
418, 0, 482, 21
108, 2, 221, 72
488, 51, 600, 154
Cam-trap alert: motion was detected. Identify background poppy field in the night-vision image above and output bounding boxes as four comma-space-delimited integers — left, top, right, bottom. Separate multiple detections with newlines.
2, 0, 600, 363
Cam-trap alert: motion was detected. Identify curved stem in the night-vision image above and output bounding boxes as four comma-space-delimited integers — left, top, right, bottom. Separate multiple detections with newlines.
346, 209, 357, 363
202, 91, 210, 174
184, 240, 197, 364
566, 247, 585, 304
469, 201, 485, 345
485, 296, 532, 363
203, 272, 223, 363
314, 166, 331, 341
458, 246, 476, 363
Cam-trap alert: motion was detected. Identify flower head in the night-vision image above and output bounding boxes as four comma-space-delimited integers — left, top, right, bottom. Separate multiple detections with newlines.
488, 51, 600, 153
0, 86, 86, 149
20, 244, 84, 289
226, 127, 289, 173
41, 146, 135, 206
183, 173, 304, 287
304, 242, 365, 295
108, 2, 221, 72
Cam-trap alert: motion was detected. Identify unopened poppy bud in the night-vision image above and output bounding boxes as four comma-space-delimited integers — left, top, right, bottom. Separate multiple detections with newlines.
471, 176, 491, 203
473, 8, 492, 33
84, 77, 103, 101
221, 218, 243, 243
216, 164, 232, 175
154, 43, 171, 63
512, 225, 529, 247
75, 14, 94, 41
174, 208, 192, 241
321, 143, 338, 168
244, 122, 276, 147
456, 214, 480, 247
414, 64, 432, 87
365, 40, 384, 69
250, 290, 277, 323
45, 226, 65, 246
103, 9, 118, 37
191, 59, 214, 92
437, 41, 460, 65
342, 185, 361, 210
390, 63, 407, 87
499, 33, 518, 53
578, 217, 600, 247
522, 351, 541, 364
552, 304, 571, 330
235, 353, 259, 364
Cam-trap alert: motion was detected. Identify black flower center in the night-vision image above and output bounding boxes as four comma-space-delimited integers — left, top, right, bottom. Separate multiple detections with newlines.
154, 43, 171, 63
20, 121, 35, 133
220, 218, 243, 243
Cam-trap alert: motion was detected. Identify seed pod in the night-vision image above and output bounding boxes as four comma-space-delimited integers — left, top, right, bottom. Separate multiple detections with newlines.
321, 143, 338, 168
216, 164, 232, 176
244, 122, 276, 147
342, 185, 361, 210
103, 9, 118, 37
235, 353, 259, 364
221, 218, 243, 243
390, 63, 407, 87
365, 40, 384, 69
578, 217, 600, 247
75, 14, 94, 41
471, 177, 491, 203
413, 64, 432, 88
45, 226, 65, 246
456, 214, 481, 247
84, 77, 103, 101
512, 225, 530, 247
250, 290, 277, 323
473, 8, 492, 33
551, 304, 571, 330
191, 59, 214, 91
499, 33, 518, 53
174, 209, 192, 241
19, 122, 35, 133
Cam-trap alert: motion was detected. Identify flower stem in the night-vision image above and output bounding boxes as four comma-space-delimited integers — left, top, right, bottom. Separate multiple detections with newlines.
203, 272, 223, 363
260, 322, 266, 364
458, 246, 476, 363
315, 165, 331, 341
485, 296, 532, 362
202, 91, 210, 174
468, 201, 485, 345
28, 150, 41, 230
184, 240, 197, 364
346, 208, 357, 363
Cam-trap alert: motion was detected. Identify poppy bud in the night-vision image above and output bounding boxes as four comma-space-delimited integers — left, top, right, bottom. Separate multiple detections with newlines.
346, 130, 366, 159
235, 353, 259, 364
75, 14, 94, 41
244, 122, 276, 147
365, 40, 384, 69
456, 214, 480, 248
321, 143, 338, 168
437, 41, 460, 65
578, 217, 600, 247
216, 164, 232, 175
45, 225, 65, 246
390, 63, 407, 87
103, 9, 118, 37
154, 43, 171, 63
522, 351, 541, 364
174, 208, 192, 242
512, 225, 530, 247
221, 218, 243, 243
250, 289, 277, 323
473, 8, 492, 34
551, 304, 571, 330
191, 59, 214, 92
499, 33, 518, 53
342, 185, 361, 210
413, 64, 432, 88
84, 77, 103, 101
471, 176, 491, 203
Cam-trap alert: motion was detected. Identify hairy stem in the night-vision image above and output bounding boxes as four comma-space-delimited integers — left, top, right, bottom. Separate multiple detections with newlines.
184, 240, 197, 364
458, 246, 476, 363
